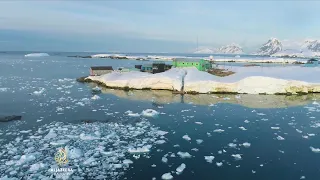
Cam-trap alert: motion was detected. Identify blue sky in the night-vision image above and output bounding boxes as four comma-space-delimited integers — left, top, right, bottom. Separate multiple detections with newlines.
0, 1, 319, 53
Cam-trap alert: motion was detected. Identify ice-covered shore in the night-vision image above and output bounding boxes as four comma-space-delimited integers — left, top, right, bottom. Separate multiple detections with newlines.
86, 67, 320, 95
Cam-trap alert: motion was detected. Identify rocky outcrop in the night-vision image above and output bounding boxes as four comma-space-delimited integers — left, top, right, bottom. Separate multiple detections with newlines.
0, 115, 22, 122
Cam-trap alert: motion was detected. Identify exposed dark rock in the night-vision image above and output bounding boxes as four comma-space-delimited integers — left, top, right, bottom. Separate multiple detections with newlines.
0, 115, 22, 122
68, 56, 92, 58
76, 76, 91, 83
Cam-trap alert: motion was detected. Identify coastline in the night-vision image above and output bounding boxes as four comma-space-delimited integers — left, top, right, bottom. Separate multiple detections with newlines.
77, 67, 320, 95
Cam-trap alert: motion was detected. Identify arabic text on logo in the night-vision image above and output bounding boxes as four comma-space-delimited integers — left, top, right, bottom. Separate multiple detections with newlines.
54, 148, 68, 166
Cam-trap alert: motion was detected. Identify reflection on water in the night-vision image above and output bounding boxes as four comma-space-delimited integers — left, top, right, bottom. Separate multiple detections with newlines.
87, 83, 320, 108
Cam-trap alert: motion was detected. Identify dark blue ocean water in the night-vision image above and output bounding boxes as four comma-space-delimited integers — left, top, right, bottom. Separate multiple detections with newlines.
0, 52, 319, 180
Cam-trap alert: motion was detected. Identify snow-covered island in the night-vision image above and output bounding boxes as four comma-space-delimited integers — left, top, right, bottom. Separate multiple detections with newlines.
24, 53, 50, 57
81, 66, 320, 95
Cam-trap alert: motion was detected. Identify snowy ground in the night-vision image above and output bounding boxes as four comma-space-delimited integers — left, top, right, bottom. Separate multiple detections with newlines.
86, 67, 320, 94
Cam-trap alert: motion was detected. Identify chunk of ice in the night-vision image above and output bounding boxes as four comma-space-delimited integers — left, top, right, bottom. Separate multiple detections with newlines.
239, 126, 247, 131
216, 162, 223, 167
228, 143, 237, 148
231, 154, 242, 160
155, 140, 166, 145
91, 95, 101, 100
242, 142, 251, 148
204, 156, 215, 163
141, 109, 159, 118
161, 157, 168, 163
310, 146, 320, 153
196, 139, 203, 144
177, 152, 192, 159
182, 135, 191, 141
44, 129, 57, 139
161, 173, 173, 180
176, 163, 186, 175
213, 129, 224, 133
128, 145, 152, 154
276, 136, 285, 140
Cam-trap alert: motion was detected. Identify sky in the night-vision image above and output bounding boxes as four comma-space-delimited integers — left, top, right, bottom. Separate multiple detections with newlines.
0, 1, 319, 53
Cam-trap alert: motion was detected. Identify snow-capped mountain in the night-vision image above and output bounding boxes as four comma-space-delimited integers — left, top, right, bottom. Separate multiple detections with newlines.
255, 38, 282, 55
218, 43, 243, 54
272, 49, 320, 58
270, 39, 320, 58
193, 47, 217, 54
302, 40, 320, 52
193, 43, 243, 54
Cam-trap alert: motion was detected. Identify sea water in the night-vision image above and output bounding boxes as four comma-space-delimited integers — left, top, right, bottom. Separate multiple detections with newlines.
0, 52, 319, 180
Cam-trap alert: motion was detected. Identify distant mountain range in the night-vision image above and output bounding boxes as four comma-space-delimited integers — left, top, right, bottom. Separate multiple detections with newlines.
194, 43, 243, 54
193, 38, 320, 58
254, 38, 282, 56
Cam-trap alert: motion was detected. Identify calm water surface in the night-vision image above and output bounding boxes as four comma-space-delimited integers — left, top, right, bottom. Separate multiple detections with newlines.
0, 53, 319, 180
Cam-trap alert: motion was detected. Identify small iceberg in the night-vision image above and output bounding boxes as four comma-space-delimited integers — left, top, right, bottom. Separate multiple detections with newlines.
141, 109, 159, 118
92, 86, 102, 93
24, 53, 49, 57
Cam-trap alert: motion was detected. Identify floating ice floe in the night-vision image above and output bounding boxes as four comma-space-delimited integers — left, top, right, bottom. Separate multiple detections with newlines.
20, 130, 32, 134
75, 102, 85, 106
141, 109, 159, 118
196, 139, 203, 144
128, 145, 152, 154
155, 140, 166, 145
0, 88, 9, 92
161, 172, 173, 180
231, 154, 242, 160
176, 163, 186, 175
213, 129, 225, 133
242, 142, 251, 148
43, 129, 57, 139
32, 88, 45, 95
228, 143, 237, 148
91, 95, 100, 100
296, 129, 303, 133
161, 156, 168, 163
182, 135, 191, 141
271, 127, 280, 130
125, 110, 141, 117
310, 146, 320, 153
244, 120, 250, 123
276, 135, 285, 140
195, 122, 203, 125
257, 113, 266, 116
191, 148, 198, 152
216, 162, 223, 167
25, 53, 49, 57
204, 156, 215, 163
177, 152, 192, 159
157, 130, 169, 136
239, 126, 247, 131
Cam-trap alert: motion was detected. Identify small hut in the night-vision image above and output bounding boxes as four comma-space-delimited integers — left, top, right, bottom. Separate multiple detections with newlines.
90, 66, 113, 76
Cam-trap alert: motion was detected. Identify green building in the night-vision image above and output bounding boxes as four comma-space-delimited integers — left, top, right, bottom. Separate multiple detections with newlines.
173, 59, 211, 71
